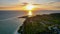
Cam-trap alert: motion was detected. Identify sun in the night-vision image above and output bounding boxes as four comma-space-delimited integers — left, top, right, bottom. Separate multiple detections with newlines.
25, 4, 35, 10
24, 4, 35, 17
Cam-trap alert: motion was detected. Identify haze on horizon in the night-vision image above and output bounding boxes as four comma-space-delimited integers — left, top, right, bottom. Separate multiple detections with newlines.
0, 0, 60, 10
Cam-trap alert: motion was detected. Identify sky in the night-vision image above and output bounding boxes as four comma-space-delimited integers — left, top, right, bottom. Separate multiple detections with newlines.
0, 0, 60, 10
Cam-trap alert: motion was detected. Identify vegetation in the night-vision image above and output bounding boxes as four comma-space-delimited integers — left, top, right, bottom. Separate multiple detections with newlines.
18, 13, 60, 34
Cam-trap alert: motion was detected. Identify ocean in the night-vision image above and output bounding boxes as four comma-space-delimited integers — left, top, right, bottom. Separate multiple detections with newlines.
0, 10, 60, 34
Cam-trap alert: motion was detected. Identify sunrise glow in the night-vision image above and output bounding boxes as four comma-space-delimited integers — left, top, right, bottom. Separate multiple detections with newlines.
25, 4, 35, 17
25, 4, 35, 10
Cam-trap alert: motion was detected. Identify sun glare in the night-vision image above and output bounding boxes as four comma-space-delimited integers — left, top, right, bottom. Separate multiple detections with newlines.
25, 4, 35, 17
28, 10, 32, 17
25, 4, 35, 10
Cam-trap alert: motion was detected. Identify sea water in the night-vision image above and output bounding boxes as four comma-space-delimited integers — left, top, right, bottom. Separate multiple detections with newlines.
0, 10, 60, 34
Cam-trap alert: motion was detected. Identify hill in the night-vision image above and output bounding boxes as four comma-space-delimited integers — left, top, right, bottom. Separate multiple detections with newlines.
18, 13, 60, 34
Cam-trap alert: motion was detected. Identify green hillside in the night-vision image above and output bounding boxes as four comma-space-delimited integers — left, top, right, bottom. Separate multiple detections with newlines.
18, 13, 60, 34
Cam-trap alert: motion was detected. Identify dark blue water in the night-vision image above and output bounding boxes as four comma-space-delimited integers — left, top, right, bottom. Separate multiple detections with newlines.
0, 10, 60, 34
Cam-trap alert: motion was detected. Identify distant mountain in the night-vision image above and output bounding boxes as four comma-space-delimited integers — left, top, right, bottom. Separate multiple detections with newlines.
18, 13, 60, 34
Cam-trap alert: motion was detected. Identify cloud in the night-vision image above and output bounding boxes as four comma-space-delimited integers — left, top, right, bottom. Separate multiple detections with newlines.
0, 2, 60, 10
42, 2, 60, 10
0, 5, 23, 10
